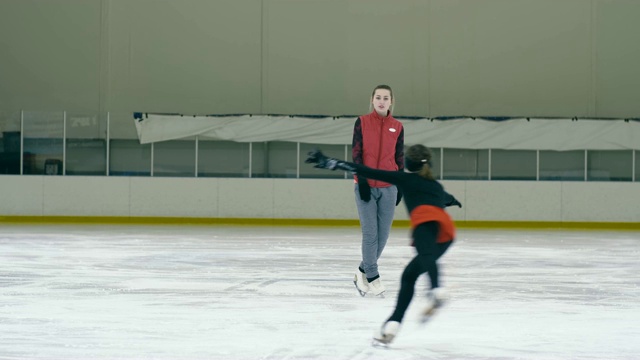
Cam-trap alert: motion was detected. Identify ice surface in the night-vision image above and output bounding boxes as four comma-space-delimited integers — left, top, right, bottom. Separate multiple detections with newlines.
1, 224, 639, 359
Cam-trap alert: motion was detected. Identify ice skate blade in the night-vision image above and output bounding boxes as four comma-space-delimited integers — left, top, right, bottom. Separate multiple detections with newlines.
372, 335, 394, 348
420, 315, 433, 324
353, 280, 367, 297
419, 305, 439, 323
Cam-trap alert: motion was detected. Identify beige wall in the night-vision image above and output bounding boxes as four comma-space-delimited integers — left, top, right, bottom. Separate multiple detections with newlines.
1, 0, 639, 121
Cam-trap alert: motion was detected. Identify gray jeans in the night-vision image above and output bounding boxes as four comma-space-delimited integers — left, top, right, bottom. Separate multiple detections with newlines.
354, 184, 397, 280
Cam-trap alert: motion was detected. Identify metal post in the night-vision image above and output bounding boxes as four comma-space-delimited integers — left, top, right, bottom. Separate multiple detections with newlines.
20, 110, 24, 175
106, 112, 110, 176
296, 142, 300, 178
248, 142, 253, 178
344, 144, 348, 179
536, 150, 540, 181
150, 143, 154, 177
488, 149, 492, 180
584, 150, 588, 181
632, 150, 636, 182
195, 136, 199, 177
62, 111, 66, 175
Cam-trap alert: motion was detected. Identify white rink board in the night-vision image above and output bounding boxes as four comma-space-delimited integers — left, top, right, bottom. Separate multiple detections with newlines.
0, 177, 639, 223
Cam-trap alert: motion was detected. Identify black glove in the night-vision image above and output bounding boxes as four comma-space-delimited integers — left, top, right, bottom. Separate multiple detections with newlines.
305, 149, 356, 172
357, 176, 371, 202
305, 149, 337, 169
395, 188, 403, 206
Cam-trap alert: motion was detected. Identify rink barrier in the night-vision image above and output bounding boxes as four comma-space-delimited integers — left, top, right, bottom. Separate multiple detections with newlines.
0, 216, 638, 230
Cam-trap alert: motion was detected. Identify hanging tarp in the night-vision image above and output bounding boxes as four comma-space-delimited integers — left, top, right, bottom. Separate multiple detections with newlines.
134, 114, 640, 151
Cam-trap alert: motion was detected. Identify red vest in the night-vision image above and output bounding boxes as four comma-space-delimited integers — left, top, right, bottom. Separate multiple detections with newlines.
360, 111, 403, 188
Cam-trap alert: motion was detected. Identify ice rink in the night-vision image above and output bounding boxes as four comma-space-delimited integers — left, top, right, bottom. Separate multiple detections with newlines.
1, 224, 639, 360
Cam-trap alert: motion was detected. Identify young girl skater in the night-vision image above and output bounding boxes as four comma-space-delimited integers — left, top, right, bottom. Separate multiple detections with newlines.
306, 144, 461, 345
351, 84, 404, 297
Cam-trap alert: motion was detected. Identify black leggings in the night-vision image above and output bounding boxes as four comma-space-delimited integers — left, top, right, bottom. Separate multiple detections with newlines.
388, 221, 452, 323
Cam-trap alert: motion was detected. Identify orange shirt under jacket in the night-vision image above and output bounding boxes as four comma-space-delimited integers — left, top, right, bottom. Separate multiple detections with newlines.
410, 205, 456, 244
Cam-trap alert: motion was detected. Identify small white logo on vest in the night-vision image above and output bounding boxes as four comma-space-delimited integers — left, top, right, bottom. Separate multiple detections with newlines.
389, 128, 396, 132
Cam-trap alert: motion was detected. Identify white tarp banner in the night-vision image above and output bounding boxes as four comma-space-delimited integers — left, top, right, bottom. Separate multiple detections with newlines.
135, 114, 640, 151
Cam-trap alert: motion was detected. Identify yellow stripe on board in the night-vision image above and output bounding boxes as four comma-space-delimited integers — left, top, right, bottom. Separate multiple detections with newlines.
452, 221, 640, 231
0, 216, 638, 231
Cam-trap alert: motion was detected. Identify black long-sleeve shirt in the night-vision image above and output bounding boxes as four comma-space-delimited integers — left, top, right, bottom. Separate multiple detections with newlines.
347, 163, 457, 214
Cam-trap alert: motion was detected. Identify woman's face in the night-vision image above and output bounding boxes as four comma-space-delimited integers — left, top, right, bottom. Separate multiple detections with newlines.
371, 89, 392, 116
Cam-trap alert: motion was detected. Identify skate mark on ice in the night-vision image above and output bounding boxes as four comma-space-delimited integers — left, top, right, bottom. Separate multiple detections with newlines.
258, 347, 294, 359
258, 279, 280, 287
326, 303, 358, 312
223, 280, 260, 292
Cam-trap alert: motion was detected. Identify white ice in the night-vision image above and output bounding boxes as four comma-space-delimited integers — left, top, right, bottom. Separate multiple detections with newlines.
1, 224, 639, 360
